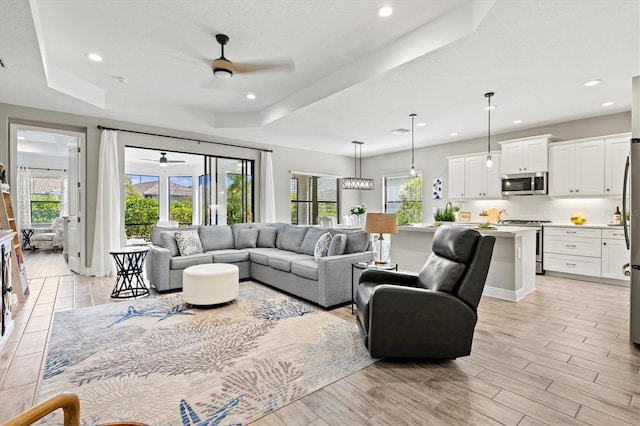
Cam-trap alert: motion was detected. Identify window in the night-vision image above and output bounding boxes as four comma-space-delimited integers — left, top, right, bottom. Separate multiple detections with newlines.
384, 175, 422, 225
124, 175, 159, 238
169, 176, 193, 226
30, 177, 62, 224
290, 174, 339, 225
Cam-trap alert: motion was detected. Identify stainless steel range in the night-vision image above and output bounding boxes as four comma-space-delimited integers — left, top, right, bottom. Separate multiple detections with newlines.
498, 219, 551, 274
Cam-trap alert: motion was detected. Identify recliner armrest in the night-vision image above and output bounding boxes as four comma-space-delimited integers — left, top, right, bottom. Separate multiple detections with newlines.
359, 269, 419, 287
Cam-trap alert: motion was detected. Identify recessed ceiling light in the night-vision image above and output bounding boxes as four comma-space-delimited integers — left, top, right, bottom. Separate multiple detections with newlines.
246, 93, 256, 100
87, 53, 103, 62
378, 6, 393, 17
17, 136, 25, 140
416, 122, 426, 127
584, 79, 601, 87
484, 105, 496, 111
450, 132, 458, 137
513, 119, 523, 124
602, 101, 614, 107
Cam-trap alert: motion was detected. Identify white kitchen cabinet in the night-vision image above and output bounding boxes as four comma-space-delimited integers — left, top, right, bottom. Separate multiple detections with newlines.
548, 139, 604, 196
448, 157, 466, 199
544, 226, 601, 277
601, 228, 630, 280
448, 152, 501, 200
604, 134, 631, 196
499, 135, 551, 175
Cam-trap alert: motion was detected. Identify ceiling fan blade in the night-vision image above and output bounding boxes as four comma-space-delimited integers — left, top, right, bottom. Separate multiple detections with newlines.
234, 58, 295, 74
168, 160, 186, 163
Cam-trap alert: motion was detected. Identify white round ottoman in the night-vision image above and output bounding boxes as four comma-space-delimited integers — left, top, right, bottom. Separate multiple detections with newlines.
182, 263, 239, 306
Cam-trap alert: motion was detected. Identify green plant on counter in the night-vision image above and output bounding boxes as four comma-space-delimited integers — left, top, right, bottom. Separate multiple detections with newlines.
433, 208, 455, 222
451, 202, 461, 212
479, 210, 488, 217
432, 221, 443, 227
477, 222, 493, 229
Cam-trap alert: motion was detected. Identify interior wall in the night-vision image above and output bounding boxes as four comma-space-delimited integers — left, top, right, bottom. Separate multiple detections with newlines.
0, 102, 356, 269
360, 112, 632, 224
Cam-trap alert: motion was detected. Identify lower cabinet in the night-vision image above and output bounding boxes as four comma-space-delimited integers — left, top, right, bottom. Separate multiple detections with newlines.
543, 226, 629, 282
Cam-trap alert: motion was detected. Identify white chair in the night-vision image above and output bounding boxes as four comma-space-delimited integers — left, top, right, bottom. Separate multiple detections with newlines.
31, 216, 65, 252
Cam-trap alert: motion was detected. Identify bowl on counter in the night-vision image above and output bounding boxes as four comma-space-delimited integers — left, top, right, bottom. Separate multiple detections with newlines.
570, 216, 587, 225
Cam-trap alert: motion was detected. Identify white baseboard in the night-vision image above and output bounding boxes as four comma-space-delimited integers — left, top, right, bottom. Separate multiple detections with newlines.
483, 285, 534, 302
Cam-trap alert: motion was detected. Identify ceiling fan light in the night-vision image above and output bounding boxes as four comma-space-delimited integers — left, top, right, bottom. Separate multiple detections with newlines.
213, 58, 234, 79
159, 152, 169, 167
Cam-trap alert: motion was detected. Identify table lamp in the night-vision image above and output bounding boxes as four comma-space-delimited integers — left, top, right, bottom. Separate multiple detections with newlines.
364, 213, 398, 264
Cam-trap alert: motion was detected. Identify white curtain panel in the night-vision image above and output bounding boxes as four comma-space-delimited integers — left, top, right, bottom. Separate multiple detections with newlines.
259, 151, 276, 222
90, 130, 123, 277
16, 166, 31, 230
60, 169, 69, 217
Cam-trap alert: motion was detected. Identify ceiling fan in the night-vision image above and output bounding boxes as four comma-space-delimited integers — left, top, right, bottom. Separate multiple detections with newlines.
141, 152, 186, 168
211, 33, 294, 79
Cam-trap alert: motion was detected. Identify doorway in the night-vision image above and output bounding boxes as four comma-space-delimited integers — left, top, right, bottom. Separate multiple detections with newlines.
9, 123, 86, 274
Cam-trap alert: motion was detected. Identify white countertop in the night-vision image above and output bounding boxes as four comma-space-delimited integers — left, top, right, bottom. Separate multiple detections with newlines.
543, 223, 626, 229
397, 225, 537, 236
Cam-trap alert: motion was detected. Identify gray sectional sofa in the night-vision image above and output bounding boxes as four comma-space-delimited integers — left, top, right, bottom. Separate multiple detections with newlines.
145, 223, 374, 308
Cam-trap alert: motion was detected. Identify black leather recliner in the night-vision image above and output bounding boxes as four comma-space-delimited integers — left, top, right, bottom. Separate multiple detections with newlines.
355, 225, 496, 359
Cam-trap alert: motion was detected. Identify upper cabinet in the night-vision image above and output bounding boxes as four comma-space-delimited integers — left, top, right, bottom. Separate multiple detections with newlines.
447, 152, 501, 200
499, 135, 553, 175
548, 133, 630, 197
604, 135, 630, 196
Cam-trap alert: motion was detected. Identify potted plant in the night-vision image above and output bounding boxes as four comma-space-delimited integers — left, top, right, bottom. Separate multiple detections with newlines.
433, 207, 455, 222
479, 210, 489, 223
349, 203, 367, 227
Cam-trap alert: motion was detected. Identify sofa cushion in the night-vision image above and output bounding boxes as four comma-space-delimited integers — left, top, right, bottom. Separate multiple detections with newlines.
342, 230, 370, 254
248, 248, 283, 266
291, 260, 319, 280
279, 226, 309, 253
272, 222, 290, 248
257, 227, 277, 248
300, 227, 328, 256
236, 228, 259, 249
231, 223, 253, 246
199, 226, 235, 251
175, 230, 203, 256
327, 233, 346, 256
210, 249, 251, 263
158, 232, 180, 257
268, 252, 313, 272
151, 226, 180, 246
169, 253, 212, 270
314, 232, 332, 261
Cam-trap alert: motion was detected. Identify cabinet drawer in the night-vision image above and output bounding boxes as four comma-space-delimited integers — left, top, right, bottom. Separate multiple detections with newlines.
544, 253, 601, 277
544, 236, 601, 257
602, 228, 627, 240
544, 227, 601, 238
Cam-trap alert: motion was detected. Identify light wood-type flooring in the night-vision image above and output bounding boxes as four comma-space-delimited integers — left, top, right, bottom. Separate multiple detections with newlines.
1, 250, 639, 425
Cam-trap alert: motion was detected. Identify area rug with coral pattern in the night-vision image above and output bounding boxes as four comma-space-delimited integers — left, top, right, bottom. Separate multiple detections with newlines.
37, 281, 376, 425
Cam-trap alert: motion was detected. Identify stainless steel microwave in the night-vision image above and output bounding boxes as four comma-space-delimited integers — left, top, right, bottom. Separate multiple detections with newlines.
501, 172, 548, 195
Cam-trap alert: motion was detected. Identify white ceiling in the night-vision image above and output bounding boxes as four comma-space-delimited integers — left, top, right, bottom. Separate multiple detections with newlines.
1, 0, 639, 157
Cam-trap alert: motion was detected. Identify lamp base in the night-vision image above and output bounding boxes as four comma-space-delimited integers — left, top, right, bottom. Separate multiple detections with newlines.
373, 234, 390, 264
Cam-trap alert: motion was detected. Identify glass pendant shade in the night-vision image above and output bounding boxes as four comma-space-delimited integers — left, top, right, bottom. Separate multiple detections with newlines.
343, 141, 374, 190
409, 113, 417, 177
485, 154, 493, 168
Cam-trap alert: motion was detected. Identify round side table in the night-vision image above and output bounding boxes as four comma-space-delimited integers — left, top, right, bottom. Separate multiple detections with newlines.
109, 246, 150, 299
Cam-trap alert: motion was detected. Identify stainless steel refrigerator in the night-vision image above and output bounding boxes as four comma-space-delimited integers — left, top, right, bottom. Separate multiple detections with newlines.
625, 76, 640, 345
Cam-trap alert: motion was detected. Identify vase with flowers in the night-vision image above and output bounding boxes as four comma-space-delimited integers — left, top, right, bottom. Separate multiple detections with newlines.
349, 203, 367, 228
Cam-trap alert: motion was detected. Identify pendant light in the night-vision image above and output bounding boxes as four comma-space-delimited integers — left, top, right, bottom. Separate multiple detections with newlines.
484, 92, 495, 168
409, 113, 417, 177
342, 141, 374, 190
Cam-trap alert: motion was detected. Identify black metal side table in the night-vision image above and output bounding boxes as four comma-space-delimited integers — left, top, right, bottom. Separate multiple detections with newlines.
351, 262, 398, 314
110, 246, 150, 299
21, 228, 34, 250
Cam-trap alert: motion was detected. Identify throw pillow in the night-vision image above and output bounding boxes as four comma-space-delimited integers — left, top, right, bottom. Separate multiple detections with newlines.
174, 230, 203, 256
327, 233, 347, 256
236, 228, 259, 249
257, 227, 278, 248
314, 232, 332, 261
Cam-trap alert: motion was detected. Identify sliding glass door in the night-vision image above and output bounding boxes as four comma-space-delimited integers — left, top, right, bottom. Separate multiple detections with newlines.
202, 157, 254, 225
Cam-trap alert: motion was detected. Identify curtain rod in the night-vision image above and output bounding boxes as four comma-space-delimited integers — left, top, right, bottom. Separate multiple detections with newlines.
27, 167, 67, 172
97, 125, 273, 153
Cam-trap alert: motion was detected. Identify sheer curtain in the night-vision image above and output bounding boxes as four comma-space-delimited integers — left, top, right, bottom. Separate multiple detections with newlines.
259, 151, 276, 222
16, 166, 31, 231
90, 130, 124, 276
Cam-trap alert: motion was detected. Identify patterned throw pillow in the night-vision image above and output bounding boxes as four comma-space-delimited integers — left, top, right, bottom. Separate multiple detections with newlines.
174, 230, 203, 256
314, 232, 332, 262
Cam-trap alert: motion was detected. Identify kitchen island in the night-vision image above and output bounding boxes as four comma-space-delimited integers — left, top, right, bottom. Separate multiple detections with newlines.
390, 225, 537, 302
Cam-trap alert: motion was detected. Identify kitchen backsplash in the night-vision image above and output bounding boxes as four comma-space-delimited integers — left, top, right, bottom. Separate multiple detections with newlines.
456, 196, 624, 225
